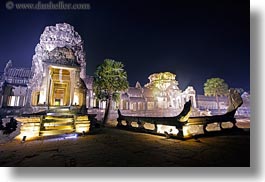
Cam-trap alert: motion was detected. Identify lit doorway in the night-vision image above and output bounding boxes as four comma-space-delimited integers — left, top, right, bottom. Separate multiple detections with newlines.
49, 67, 71, 106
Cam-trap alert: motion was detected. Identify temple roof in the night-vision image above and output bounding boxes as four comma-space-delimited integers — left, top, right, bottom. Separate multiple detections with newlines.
127, 87, 142, 97
6, 68, 33, 78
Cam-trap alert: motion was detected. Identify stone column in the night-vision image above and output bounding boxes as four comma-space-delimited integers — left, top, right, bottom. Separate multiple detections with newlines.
70, 70, 76, 106
192, 95, 197, 108
45, 65, 50, 106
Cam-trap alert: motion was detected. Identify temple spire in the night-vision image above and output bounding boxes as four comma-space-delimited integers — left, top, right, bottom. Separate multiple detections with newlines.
135, 81, 142, 89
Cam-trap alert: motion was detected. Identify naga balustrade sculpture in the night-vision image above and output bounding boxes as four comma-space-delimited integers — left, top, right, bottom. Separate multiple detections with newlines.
117, 89, 244, 139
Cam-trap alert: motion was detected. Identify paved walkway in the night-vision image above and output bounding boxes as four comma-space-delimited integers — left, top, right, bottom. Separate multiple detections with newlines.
0, 127, 250, 167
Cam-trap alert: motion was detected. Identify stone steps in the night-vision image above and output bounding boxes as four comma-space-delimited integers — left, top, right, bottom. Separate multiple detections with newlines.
75, 115, 90, 133
15, 111, 94, 140
39, 129, 75, 136
40, 114, 75, 136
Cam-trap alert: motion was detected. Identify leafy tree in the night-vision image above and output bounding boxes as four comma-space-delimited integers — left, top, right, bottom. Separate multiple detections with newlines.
204, 78, 229, 114
93, 59, 129, 124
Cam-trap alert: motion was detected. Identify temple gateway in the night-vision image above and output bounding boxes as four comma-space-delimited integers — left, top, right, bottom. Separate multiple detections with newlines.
29, 23, 87, 113
0, 23, 91, 140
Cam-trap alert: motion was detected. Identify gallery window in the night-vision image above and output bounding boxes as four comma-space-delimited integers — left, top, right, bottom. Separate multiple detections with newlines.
147, 102, 154, 110
7, 96, 24, 107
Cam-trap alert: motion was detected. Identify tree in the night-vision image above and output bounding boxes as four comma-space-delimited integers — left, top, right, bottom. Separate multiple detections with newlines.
93, 59, 129, 125
204, 78, 229, 114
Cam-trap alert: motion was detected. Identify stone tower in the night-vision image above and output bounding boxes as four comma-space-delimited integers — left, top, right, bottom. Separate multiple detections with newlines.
28, 23, 87, 113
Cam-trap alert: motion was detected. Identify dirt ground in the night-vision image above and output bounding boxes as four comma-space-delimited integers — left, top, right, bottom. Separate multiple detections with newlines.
0, 122, 250, 167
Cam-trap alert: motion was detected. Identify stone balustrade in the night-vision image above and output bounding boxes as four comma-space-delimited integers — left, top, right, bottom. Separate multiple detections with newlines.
117, 98, 244, 139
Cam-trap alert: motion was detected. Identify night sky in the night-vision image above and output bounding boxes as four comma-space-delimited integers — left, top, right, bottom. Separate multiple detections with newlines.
0, 0, 249, 94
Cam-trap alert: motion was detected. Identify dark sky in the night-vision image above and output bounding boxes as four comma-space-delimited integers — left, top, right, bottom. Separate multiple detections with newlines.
0, 0, 249, 94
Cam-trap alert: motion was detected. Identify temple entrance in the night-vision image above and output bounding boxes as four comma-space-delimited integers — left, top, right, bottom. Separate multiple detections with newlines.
31, 65, 86, 108
49, 67, 71, 106
52, 83, 68, 106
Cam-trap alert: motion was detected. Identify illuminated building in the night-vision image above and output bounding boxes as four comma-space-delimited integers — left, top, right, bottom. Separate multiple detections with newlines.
0, 23, 250, 132
29, 23, 87, 113
0, 60, 32, 109
118, 72, 197, 116
0, 23, 91, 140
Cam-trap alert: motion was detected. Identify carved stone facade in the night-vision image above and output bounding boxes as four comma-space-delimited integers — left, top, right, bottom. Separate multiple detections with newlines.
197, 95, 229, 111
0, 64, 250, 117
235, 92, 250, 116
197, 92, 250, 117
29, 23, 87, 113
0, 60, 32, 109
0, 23, 250, 118
0, 23, 92, 140
85, 72, 250, 117
86, 72, 197, 117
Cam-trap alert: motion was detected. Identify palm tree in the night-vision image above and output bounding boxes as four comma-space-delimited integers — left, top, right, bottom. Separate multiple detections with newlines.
204, 78, 229, 114
93, 59, 129, 125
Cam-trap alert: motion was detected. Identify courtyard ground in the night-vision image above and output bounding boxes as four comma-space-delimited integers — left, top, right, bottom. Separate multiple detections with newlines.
0, 120, 250, 167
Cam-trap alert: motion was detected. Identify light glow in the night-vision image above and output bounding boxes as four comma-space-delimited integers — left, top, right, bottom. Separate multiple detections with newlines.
221, 122, 233, 129
143, 123, 155, 130
15, 116, 41, 141
38, 90, 46, 104
65, 133, 78, 139
156, 124, 179, 135
75, 116, 90, 133
10, 96, 16, 106
131, 121, 138, 127
73, 93, 79, 105
182, 125, 190, 138
121, 120, 127, 126
206, 123, 221, 131
75, 125, 90, 133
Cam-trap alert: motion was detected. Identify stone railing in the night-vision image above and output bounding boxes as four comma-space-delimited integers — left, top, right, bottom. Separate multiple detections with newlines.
117, 101, 192, 138
117, 89, 244, 139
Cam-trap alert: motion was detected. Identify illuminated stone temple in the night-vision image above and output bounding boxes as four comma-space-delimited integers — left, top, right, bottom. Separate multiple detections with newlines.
0, 23, 91, 140
118, 72, 197, 116
0, 23, 250, 141
29, 23, 87, 112
0, 60, 32, 109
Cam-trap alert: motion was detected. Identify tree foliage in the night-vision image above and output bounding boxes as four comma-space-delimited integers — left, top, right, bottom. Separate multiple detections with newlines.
93, 59, 129, 124
204, 78, 229, 97
204, 78, 229, 113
